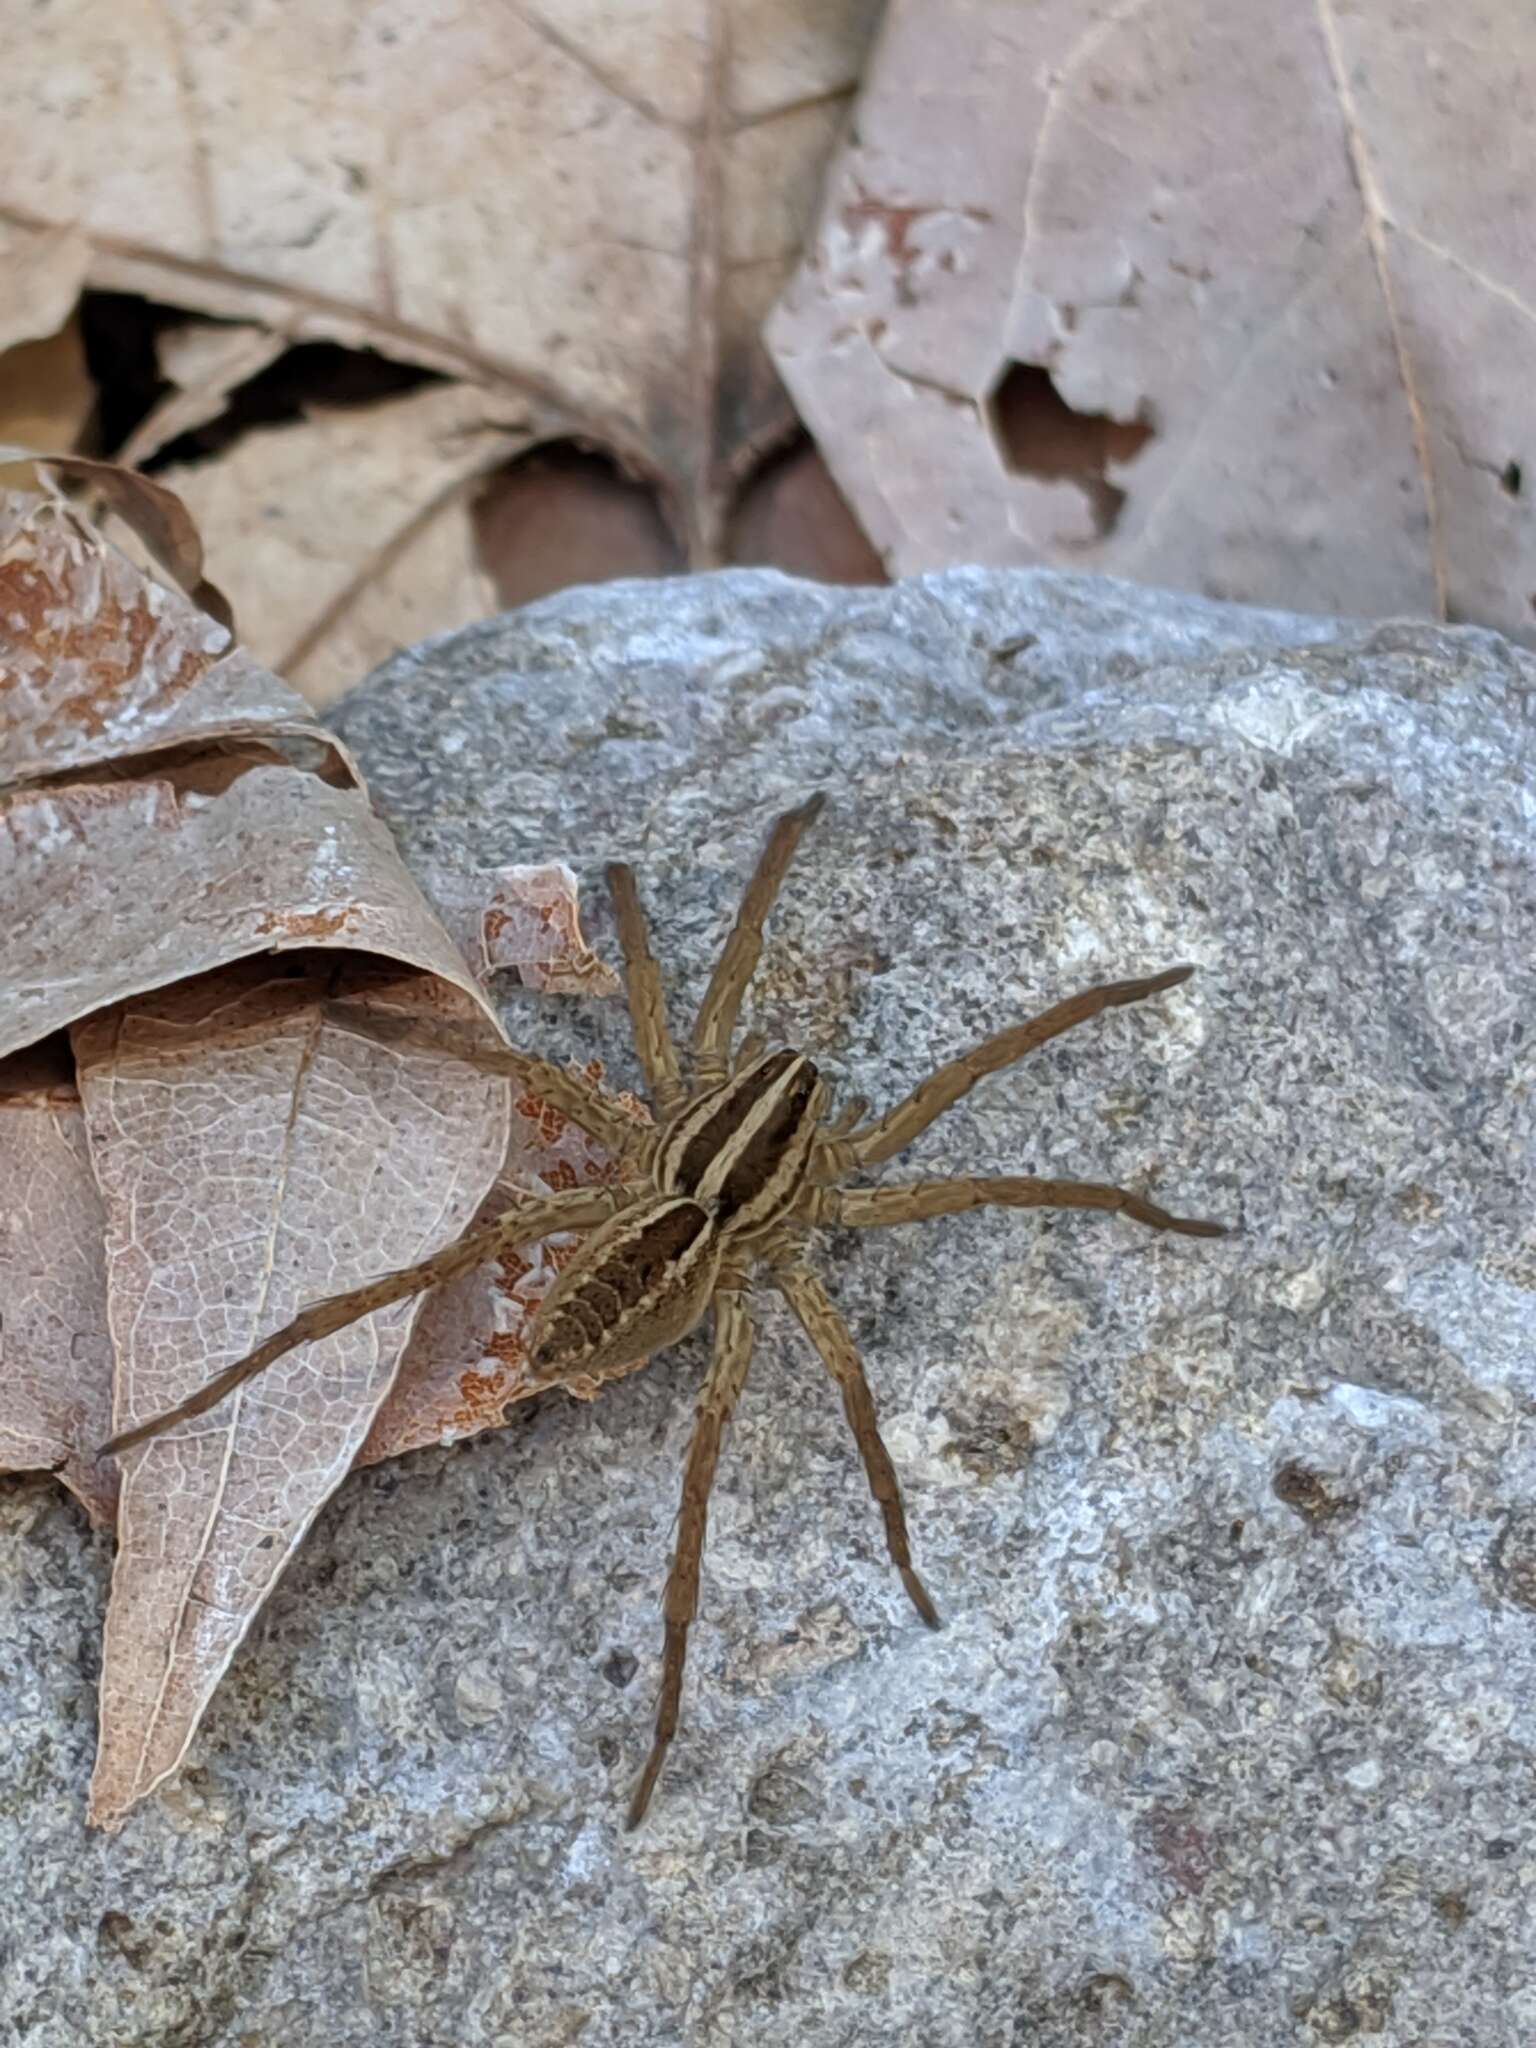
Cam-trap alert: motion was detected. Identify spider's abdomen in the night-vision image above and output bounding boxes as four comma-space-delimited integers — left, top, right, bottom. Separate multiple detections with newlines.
654, 1048, 823, 1236
529, 1195, 721, 1382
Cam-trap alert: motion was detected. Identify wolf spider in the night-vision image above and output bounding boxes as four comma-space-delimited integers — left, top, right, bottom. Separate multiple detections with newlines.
106, 795, 1225, 1827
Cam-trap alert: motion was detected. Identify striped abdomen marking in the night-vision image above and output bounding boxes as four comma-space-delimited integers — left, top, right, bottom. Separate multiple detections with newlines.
655, 1048, 823, 1235
529, 1196, 721, 1382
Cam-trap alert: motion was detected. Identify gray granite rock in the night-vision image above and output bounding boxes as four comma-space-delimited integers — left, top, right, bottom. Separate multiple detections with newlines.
6, 568, 1536, 2047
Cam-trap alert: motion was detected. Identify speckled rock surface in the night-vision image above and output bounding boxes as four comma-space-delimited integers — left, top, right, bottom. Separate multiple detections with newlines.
5, 568, 1536, 2047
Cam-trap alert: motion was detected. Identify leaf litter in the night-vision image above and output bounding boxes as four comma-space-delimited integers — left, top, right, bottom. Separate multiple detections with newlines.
769, 0, 1536, 639
0, 479, 629, 1826
1, 0, 885, 702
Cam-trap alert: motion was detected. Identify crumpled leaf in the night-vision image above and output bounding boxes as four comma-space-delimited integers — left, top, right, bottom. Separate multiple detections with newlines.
2, 752, 487, 1060
0, 489, 332, 783
76, 960, 507, 1828
0, 447, 234, 632
1, 477, 546, 1826
769, 0, 1536, 639
0, 0, 880, 670
0, 1045, 117, 1528
420, 860, 623, 996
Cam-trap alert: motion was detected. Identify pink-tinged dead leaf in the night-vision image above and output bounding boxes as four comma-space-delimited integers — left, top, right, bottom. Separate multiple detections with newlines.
727, 436, 888, 586
363, 1061, 650, 1464
769, 0, 1536, 639
0, 1045, 118, 1527
78, 960, 509, 1830
420, 862, 622, 998
475, 446, 683, 612
0, 491, 339, 784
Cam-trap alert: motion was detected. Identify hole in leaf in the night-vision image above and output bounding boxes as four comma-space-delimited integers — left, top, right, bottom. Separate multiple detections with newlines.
473, 440, 680, 609
728, 432, 887, 585
986, 360, 1153, 540
1501, 459, 1522, 498
78, 291, 442, 469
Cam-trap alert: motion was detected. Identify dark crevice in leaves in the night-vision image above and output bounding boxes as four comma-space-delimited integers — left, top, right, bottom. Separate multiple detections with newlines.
79, 291, 443, 471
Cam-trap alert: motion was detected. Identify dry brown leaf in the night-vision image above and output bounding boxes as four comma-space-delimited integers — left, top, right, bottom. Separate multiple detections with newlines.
0, 481, 487, 1061
156, 383, 533, 708
2, 756, 489, 1060
475, 446, 685, 609
1, 0, 879, 631
0, 899, 638, 1508
0, 1045, 118, 1528
0, 490, 342, 784
76, 961, 508, 1827
769, 0, 1536, 638
726, 435, 887, 584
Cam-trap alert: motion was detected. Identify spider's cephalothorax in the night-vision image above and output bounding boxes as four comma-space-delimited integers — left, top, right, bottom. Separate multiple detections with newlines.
652, 1047, 825, 1228
530, 1049, 826, 1384
104, 795, 1226, 1829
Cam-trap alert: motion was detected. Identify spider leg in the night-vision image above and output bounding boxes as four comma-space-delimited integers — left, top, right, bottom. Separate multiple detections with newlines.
773, 1258, 940, 1629
320, 1003, 648, 1160
822, 1095, 870, 1139
732, 1029, 767, 1074
823, 966, 1197, 1173
100, 1186, 629, 1456
691, 794, 825, 1087
825, 1176, 1226, 1237
628, 1282, 755, 1829
607, 860, 686, 1120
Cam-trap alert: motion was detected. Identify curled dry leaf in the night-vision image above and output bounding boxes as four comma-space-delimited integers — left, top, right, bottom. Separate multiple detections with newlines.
0, 446, 235, 632
0, 478, 623, 1827
421, 859, 624, 997
769, 0, 1536, 638
3, 747, 477, 1058
0, 488, 326, 783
